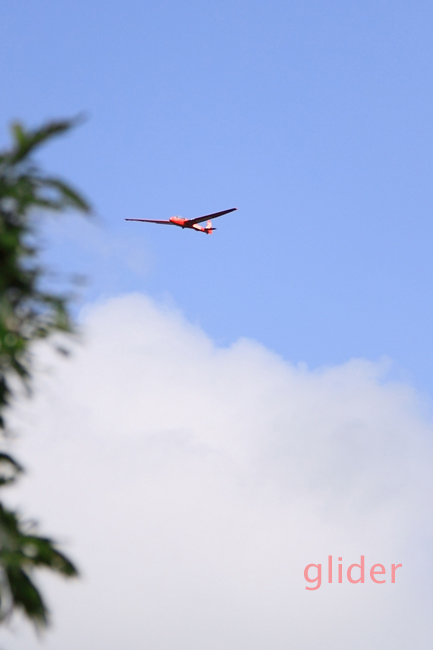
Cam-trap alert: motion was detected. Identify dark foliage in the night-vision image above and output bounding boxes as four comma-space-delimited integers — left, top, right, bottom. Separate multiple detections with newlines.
0, 118, 89, 629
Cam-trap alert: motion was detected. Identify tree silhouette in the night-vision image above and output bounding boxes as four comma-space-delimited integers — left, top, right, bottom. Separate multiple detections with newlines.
0, 118, 90, 629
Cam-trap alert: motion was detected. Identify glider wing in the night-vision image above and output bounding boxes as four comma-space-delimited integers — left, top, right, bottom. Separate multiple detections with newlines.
185, 207, 237, 226
125, 219, 173, 224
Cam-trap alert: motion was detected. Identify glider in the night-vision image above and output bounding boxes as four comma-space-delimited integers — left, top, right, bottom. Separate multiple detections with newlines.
125, 207, 237, 235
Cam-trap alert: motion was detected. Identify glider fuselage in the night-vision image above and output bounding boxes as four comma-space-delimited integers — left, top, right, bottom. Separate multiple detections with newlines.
169, 216, 214, 234
169, 216, 187, 226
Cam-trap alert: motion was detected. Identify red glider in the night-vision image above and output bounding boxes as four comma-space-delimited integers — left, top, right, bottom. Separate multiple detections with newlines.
125, 207, 237, 235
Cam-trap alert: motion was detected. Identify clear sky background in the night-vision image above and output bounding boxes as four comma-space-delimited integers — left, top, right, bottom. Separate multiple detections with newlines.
2, 0, 433, 392
2, 1, 433, 648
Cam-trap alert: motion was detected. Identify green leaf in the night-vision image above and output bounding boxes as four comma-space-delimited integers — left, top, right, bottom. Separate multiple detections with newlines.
0, 453, 24, 486
42, 178, 91, 213
11, 123, 26, 148
4, 566, 48, 629
0, 502, 78, 629
9, 117, 84, 164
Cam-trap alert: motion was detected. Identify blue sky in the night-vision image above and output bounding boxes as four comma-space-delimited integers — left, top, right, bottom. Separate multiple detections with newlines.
2, 0, 433, 393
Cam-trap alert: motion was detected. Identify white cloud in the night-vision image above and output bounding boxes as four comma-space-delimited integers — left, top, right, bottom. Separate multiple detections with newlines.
2, 293, 433, 649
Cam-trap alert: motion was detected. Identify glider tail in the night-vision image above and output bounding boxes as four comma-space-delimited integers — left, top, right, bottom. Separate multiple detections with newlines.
205, 220, 216, 234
